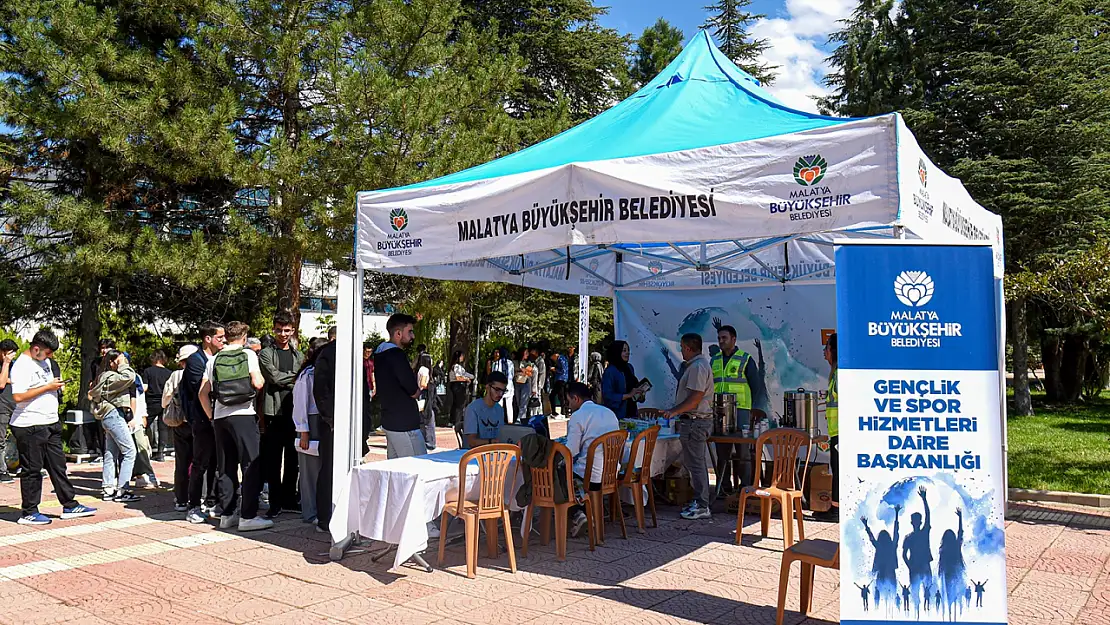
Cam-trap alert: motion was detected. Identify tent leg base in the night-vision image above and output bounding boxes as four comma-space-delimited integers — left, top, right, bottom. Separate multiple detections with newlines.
327, 532, 361, 561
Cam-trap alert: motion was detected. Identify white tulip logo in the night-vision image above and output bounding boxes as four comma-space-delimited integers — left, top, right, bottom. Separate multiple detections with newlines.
894, 271, 935, 307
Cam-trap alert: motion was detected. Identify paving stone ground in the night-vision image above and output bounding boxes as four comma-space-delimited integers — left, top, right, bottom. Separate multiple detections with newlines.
0, 422, 1107, 625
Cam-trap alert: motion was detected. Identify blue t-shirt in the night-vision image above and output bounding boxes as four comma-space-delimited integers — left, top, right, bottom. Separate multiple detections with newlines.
463, 398, 503, 442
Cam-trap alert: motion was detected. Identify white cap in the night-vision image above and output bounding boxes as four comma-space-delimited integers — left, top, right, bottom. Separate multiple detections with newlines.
175, 344, 199, 362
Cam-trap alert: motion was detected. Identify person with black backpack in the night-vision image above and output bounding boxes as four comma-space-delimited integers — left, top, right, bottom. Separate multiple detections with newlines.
198, 321, 271, 532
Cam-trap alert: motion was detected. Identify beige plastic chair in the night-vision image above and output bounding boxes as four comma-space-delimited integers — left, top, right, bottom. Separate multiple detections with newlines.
437, 444, 519, 578
776, 538, 840, 624
619, 425, 660, 533
736, 428, 811, 550
584, 430, 629, 550
521, 442, 577, 561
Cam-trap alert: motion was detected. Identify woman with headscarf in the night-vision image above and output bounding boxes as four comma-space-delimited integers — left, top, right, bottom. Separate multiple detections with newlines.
601, 340, 643, 420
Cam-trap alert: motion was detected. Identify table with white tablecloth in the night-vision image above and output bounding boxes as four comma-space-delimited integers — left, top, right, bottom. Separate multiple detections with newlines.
340, 450, 521, 569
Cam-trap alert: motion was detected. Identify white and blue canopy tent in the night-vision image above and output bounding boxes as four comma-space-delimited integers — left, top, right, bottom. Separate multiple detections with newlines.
327, 32, 1006, 551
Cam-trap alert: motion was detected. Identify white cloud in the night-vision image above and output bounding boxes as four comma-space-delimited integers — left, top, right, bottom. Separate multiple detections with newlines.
756, 0, 856, 114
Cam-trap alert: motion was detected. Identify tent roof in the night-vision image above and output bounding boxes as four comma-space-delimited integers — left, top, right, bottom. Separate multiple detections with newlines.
402, 31, 855, 190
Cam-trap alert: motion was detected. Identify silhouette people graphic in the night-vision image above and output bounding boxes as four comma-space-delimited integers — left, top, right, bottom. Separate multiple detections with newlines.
923, 584, 932, 612
902, 486, 934, 616
856, 582, 871, 612
973, 580, 988, 607
862, 504, 901, 609
901, 584, 911, 613
965, 585, 973, 609
938, 507, 967, 621
934, 588, 942, 612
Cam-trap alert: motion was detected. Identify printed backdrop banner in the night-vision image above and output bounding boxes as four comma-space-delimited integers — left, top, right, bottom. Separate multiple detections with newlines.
835, 242, 1005, 625
615, 284, 836, 458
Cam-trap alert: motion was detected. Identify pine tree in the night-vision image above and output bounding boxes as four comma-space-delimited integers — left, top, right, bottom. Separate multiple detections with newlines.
629, 18, 685, 87
0, 0, 264, 398
702, 0, 776, 85
460, 0, 632, 125
822, 0, 1110, 410
196, 0, 529, 321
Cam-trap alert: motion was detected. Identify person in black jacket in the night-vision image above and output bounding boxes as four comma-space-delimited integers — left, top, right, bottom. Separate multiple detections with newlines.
141, 351, 172, 461
312, 337, 336, 533
374, 314, 423, 459
182, 322, 225, 524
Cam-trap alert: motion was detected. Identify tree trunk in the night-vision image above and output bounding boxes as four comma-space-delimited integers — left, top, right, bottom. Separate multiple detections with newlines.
1042, 334, 1063, 401
76, 281, 101, 412
1060, 333, 1089, 403
274, 229, 303, 329
448, 310, 472, 372
1010, 298, 1033, 416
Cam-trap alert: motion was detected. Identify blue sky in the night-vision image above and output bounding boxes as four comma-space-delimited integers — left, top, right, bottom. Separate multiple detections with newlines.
596, 0, 857, 112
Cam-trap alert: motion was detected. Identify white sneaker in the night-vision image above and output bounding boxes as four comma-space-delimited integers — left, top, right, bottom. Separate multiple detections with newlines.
238, 517, 274, 532
681, 502, 711, 520
219, 513, 240, 529
134, 475, 150, 488
571, 511, 588, 538
186, 508, 207, 524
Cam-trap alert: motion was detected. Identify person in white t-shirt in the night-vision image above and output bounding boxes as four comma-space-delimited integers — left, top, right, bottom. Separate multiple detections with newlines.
564, 381, 620, 538
8, 329, 97, 525
197, 321, 271, 532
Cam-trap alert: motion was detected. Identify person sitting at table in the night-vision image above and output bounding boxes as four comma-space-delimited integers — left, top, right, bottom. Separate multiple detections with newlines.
565, 381, 619, 538
463, 371, 508, 449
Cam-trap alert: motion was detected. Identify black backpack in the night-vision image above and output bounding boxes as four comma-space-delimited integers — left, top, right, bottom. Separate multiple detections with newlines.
213, 350, 257, 406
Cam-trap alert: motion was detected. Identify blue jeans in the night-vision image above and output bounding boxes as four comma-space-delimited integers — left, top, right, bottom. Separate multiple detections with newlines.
102, 409, 137, 492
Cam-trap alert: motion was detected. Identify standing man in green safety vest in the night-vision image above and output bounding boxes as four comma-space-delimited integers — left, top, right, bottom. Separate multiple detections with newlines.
713, 325, 766, 492
816, 332, 839, 522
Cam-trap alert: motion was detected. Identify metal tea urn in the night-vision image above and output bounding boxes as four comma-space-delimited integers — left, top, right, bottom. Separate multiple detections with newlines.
713, 392, 738, 435
783, 388, 820, 436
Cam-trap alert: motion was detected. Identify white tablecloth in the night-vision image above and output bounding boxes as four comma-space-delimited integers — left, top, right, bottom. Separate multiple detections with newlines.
342, 450, 519, 568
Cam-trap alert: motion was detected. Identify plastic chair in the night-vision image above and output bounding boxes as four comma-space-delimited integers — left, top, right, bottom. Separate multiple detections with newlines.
619, 425, 660, 533
437, 444, 519, 578
776, 538, 840, 625
521, 442, 577, 561
583, 430, 628, 550
735, 428, 811, 551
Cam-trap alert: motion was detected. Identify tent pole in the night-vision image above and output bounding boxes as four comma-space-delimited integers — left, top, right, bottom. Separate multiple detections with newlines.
577, 296, 590, 381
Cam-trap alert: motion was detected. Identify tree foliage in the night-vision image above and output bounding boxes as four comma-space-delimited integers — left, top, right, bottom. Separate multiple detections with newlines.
629, 18, 685, 87
702, 0, 775, 85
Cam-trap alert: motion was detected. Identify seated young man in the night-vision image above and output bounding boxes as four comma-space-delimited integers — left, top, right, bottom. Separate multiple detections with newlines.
564, 381, 619, 538
463, 371, 507, 448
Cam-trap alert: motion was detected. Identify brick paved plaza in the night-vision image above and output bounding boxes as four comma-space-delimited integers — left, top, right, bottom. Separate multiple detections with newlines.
0, 426, 1107, 625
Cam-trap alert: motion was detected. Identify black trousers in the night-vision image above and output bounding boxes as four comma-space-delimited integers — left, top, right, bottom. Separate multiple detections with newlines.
11, 422, 78, 516
316, 419, 335, 531
188, 418, 219, 508
215, 414, 264, 520
172, 425, 193, 506
449, 382, 468, 425
261, 412, 299, 511
830, 435, 839, 505
551, 380, 567, 413
0, 409, 12, 476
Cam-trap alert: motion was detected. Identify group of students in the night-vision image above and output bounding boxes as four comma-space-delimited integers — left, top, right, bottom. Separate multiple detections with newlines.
482, 346, 584, 424
157, 313, 343, 533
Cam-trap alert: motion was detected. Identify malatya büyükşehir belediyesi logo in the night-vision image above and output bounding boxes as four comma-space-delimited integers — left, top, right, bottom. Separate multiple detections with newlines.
389, 208, 408, 232
894, 271, 934, 307
793, 154, 827, 186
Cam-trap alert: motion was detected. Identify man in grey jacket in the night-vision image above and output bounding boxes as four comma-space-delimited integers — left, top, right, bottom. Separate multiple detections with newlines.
258, 311, 304, 516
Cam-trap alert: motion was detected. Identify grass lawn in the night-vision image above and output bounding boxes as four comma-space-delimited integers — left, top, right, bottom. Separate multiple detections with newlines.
1007, 391, 1110, 494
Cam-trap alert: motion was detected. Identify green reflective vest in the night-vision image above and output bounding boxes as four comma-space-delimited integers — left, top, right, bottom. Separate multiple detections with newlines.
827, 368, 839, 437
711, 350, 752, 410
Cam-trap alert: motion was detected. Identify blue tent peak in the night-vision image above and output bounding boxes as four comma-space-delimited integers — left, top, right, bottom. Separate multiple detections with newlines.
396, 30, 853, 191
